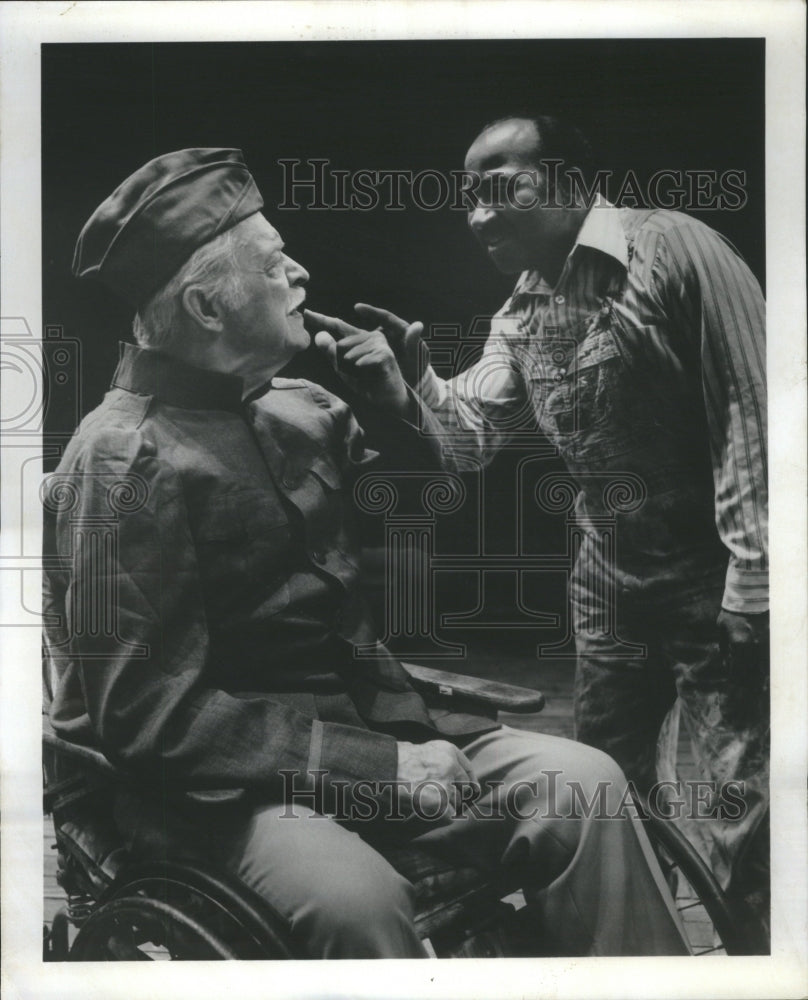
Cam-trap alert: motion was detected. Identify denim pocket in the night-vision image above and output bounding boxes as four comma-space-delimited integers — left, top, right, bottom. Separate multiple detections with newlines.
528, 324, 628, 455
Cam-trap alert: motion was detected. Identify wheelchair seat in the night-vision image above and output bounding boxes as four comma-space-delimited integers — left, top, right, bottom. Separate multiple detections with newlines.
44, 664, 758, 959
43, 662, 545, 960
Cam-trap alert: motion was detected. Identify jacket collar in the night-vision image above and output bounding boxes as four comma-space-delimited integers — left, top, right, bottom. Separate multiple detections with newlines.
513, 195, 629, 297
111, 342, 245, 413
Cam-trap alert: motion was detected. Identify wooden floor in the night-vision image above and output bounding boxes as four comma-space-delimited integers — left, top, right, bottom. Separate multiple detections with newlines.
44, 818, 63, 930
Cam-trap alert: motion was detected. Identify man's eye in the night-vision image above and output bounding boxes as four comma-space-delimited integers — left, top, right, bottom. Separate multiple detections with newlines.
474, 176, 507, 208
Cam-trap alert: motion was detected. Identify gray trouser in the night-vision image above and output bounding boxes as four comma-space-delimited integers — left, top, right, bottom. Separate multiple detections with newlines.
118, 727, 690, 957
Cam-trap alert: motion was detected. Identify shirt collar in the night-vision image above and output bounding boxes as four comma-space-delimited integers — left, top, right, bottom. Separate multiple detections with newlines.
512, 195, 629, 296
574, 195, 629, 268
111, 342, 245, 413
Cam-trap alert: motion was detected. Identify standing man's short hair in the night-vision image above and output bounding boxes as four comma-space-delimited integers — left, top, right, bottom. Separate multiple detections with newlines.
478, 114, 595, 193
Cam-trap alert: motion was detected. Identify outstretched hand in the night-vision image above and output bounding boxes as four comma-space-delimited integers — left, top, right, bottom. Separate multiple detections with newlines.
353, 303, 428, 387
304, 308, 415, 417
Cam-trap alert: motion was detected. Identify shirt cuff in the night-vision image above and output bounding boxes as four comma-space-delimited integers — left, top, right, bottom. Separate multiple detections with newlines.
415, 365, 445, 408
398, 384, 452, 462
316, 721, 399, 815
307, 719, 325, 774
723, 565, 769, 613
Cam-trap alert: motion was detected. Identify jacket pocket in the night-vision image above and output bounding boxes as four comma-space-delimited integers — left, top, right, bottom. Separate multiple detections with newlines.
306, 451, 343, 489
304, 453, 361, 572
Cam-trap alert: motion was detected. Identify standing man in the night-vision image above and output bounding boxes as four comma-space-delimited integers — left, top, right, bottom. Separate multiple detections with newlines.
44, 147, 690, 958
352, 115, 769, 935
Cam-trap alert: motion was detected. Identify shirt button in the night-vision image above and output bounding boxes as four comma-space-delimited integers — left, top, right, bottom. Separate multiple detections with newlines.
553, 373, 564, 383
554, 294, 565, 304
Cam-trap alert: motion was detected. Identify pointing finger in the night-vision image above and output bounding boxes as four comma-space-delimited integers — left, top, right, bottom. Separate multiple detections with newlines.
354, 302, 409, 333
304, 308, 361, 341
404, 321, 425, 344
313, 330, 338, 367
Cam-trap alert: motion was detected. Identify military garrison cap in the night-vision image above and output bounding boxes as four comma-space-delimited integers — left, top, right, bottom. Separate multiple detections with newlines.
72, 148, 263, 307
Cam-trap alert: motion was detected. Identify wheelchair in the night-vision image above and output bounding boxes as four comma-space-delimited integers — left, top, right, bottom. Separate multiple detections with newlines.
43, 663, 756, 961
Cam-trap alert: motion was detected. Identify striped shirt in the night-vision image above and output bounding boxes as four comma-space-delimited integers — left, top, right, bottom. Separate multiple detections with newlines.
419, 199, 768, 613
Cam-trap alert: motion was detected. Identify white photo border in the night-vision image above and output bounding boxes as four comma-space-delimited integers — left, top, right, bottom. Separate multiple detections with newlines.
1, 2, 805, 998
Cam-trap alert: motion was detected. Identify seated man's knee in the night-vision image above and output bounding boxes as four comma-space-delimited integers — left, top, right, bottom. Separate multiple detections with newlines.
575, 743, 629, 788
552, 744, 632, 820
297, 860, 421, 958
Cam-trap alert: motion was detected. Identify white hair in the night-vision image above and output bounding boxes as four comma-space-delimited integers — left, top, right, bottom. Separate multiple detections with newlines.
132, 224, 247, 352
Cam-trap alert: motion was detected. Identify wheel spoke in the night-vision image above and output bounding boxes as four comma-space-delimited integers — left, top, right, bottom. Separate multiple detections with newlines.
70, 895, 241, 960
676, 900, 705, 912
643, 813, 750, 956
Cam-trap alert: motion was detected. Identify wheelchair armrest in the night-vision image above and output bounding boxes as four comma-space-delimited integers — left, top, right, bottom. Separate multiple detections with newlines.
402, 664, 545, 714
42, 664, 546, 779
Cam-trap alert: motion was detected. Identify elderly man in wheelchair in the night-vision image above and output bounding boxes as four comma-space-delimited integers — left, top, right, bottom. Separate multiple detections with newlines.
42, 148, 695, 961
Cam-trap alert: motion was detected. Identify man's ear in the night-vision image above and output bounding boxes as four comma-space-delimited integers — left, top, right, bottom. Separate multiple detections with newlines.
181, 283, 225, 334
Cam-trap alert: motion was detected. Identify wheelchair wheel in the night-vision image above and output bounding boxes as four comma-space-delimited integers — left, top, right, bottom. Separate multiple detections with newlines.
68, 861, 296, 961
643, 814, 759, 956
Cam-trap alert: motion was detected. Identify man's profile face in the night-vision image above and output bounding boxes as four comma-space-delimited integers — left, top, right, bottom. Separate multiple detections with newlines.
220, 213, 311, 370
465, 118, 562, 275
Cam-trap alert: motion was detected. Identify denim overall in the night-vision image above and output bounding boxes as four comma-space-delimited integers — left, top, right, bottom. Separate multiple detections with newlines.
524, 218, 769, 906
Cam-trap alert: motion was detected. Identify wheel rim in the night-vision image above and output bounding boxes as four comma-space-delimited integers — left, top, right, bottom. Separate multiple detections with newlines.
69, 895, 240, 960
643, 814, 755, 956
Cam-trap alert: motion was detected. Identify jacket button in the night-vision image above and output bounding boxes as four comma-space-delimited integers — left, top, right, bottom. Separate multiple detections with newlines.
312, 550, 326, 564
554, 294, 565, 304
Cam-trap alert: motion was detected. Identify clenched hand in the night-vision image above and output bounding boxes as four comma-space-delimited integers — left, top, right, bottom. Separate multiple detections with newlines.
396, 739, 478, 823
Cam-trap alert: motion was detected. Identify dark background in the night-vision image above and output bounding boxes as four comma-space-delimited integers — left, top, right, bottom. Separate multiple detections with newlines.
41, 39, 765, 638
42, 38, 764, 428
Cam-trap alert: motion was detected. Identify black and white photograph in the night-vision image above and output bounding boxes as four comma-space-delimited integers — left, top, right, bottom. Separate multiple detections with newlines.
1, 3, 805, 999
